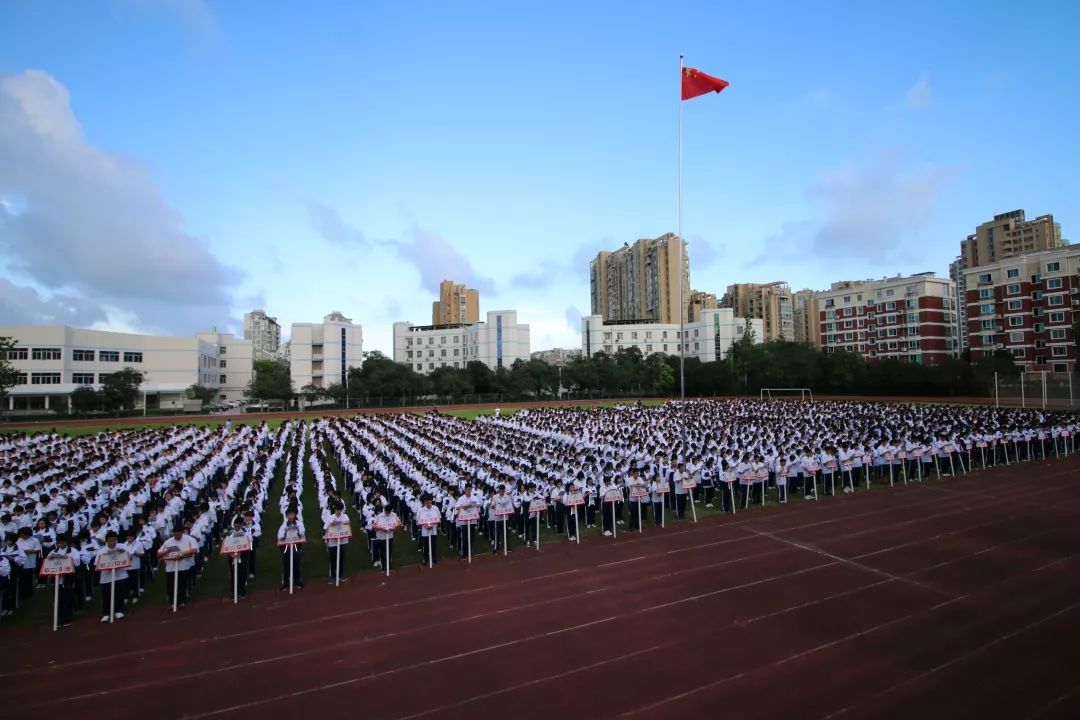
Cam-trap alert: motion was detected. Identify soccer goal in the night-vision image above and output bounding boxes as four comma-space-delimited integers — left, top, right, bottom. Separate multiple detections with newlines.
760, 388, 814, 401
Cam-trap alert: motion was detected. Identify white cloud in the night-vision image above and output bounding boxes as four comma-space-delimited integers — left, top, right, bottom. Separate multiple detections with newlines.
382, 225, 496, 296
754, 152, 954, 266
0, 70, 242, 334
904, 74, 932, 110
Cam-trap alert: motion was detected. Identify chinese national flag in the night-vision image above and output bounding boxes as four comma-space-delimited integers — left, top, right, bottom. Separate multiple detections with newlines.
681, 67, 729, 101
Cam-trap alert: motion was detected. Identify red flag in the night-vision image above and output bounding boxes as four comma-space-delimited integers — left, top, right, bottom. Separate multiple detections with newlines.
681, 67, 728, 101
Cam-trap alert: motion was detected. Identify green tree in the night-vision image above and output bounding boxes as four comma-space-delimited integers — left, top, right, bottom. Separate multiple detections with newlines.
246, 360, 293, 401
0, 337, 20, 416
70, 386, 102, 414
185, 384, 216, 408
100, 368, 144, 411
466, 361, 495, 394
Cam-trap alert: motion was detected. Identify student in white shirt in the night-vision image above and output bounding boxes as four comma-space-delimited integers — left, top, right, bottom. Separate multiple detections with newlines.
416, 495, 441, 566
94, 531, 130, 622
374, 504, 399, 569
277, 507, 306, 590
157, 526, 198, 607
48, 535, 79, 626
323, 501, 350, 584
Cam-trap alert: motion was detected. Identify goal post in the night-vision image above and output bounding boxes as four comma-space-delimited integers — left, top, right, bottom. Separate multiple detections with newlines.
760, 388, 814, 401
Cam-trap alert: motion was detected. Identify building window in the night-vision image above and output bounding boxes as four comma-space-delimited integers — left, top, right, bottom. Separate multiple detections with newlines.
1048, 295, 1064, 306
219, 359, 227, 368
1008, 316, 1023, 327
1047, 261, 1061, 272
1050, 328, 1067, 340
30, 372, 62, 385
100, 351, 120, 362
843, 308, 853, 317
13, 372, 27, 385
98, 373, 113, 383
1006, 268, 1019, 278
1007, 300, 1022, 311
219, 346, 227, 354
71, 373, 95, 385
978, 273, 992, 285
1006, 284, 1021, 295
1009, 332, 1024, 343
1011, 348, 1025, 358
220, 374, 228, 383
5, 348, 28, 360
1054, 363, 1068, 373
1049, 312, 1065, 323
1047, 278, 1063, 290
73, 349, 95, 362
31, 348, 62, 361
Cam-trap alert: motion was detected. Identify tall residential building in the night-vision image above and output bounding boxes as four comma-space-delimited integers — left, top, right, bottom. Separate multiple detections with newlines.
243, 309, 281, 354
394, 310, 530, 375
817, 273, 958, 365
962, 246, 1079, 372
722, 282, 795, 342
580, 308, 762, 362
792, 289, 821, 347
289, 312, 364, 389
431, 280, 480, 326
687, 290, 719, 322
589, 233, 689, 324
0, 325, 254, 412
954, 210, 1065, 356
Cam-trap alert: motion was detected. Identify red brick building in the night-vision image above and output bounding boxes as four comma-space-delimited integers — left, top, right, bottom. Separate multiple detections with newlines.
818, 273, 959, 365
963, 247, 1080, 372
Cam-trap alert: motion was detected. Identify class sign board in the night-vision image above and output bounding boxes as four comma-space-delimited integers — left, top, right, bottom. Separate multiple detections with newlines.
277, 531, 306, 547
680, 478, 699, 490
374, 520, 401, 534
220, 533, 253, 556
629, 484, 649, 499
96, 549, 132, 572
39, 554, 76, 577
324, 523, 353, 542
564, 492, 586, 507
603, 489, 623, 503
457, 506, 481, 524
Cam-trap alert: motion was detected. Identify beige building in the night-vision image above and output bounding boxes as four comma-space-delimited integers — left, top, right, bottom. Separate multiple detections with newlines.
289, 312, 364, 389
792, 289, 821, 347
589, 233, 689, 324
687, 290, 718, 322
431, 280, 480, 326
0, 325, 254, 413
243, 309, 281, 355
722, 281, 794, 341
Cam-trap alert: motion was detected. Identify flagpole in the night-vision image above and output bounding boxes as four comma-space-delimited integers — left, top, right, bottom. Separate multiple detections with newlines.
678, 54, 686, 401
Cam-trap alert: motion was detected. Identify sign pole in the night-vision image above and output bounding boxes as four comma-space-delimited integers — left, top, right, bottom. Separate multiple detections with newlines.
536, 512, 541, 550
690, 489, 698, 521
335, 543, 341, 587
427, 534, 433, 568
109, 568, 116, 623
502, 518, 508, 556
52, 575, 60, 631
611, 501, 617, 539
232, 556, 239, 604
385, 535, 390, 577
637, 498, 642, 534
289, 544, 295, 595
467, 522, 472, 564
172, 564, 179, 613
574, 508, 580, 545
661, 496, 665, 529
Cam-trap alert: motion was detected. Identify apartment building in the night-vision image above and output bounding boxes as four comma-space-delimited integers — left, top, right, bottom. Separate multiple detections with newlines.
393, 310, 530, 375
963, 247, 1079, 372
580, 308, 762, 363
589, 233, 689, 324
723, 281, 794, 341
792, 289, 821, 347
288, 312, 364, 389
243, 309, 281, 355
431, 280, 480, 326
687, 289, 719, 322
817, 273, 959, 365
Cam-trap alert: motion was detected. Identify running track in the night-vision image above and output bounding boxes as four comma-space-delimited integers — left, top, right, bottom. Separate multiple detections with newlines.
2, 455, 1079, 720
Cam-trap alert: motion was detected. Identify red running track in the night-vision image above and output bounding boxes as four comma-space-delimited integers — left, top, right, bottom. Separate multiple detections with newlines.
2, 455, 1079, 720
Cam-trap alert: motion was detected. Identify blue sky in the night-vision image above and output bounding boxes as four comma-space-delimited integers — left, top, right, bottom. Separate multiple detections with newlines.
1, 0, 1078, 353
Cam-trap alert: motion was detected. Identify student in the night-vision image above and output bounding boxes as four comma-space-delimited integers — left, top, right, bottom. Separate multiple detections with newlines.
323, 502, 350, 584
123, 528, 146, 601
1, 534, 27, 614
0, 554, 9, 617
15, 527, 41, 599
489, 485, 515, 553
374, 504, 400, 569
277, 507, 305, 590
46, 535, 78, 627
416, 495, 441, 566
157, 525, 198, 607
455, 486, 479, 559
223, 517, 251, 599
94, 531, 130, 622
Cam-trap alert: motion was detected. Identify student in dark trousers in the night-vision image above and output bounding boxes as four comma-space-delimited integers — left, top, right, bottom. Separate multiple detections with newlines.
223, 517, 251, 599
277, 507, 305, 591
157, 526, 198, 608
46, 535, 78, 627
94, 531, 129, 622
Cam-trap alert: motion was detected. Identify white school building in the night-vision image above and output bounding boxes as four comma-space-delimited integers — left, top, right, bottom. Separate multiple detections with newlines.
580, 308, 762, 361
288, 312, 365, 389
393, 310, 531, 374
0, 325, 254, 414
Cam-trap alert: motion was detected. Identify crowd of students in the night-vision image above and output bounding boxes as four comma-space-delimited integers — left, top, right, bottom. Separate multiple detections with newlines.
2, 400, 1076, 626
